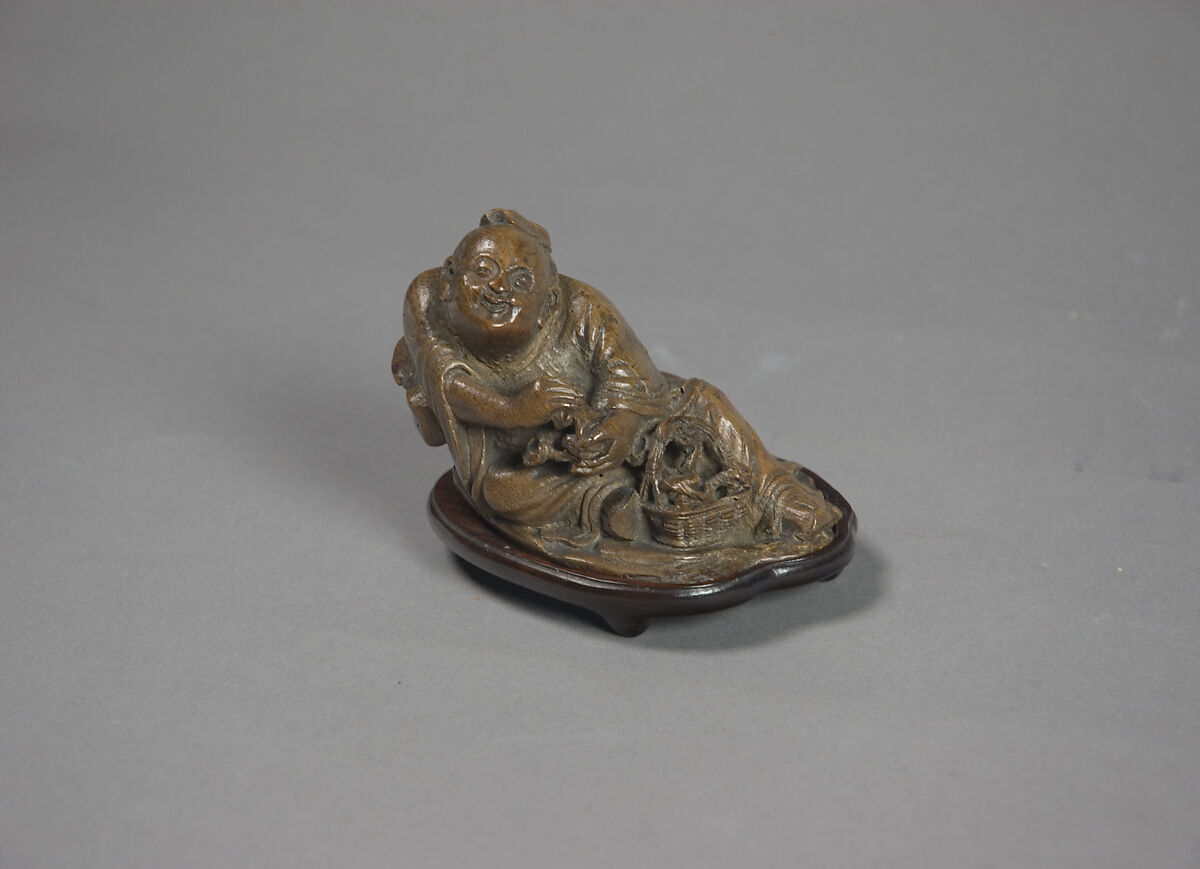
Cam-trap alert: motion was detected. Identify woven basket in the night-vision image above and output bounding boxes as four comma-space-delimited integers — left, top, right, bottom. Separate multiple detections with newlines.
644, 496, 747, 549
640, 417, 750, 549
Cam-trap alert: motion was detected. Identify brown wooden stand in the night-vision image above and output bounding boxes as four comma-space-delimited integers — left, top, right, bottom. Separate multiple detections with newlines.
428, 469, 856, 636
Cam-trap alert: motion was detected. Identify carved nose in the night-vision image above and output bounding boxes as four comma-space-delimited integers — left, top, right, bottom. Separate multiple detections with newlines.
488, 277, 508, 295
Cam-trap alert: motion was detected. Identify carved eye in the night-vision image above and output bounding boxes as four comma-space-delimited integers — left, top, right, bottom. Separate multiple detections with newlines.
471, 255, 499, 280
507, 266, 534, 293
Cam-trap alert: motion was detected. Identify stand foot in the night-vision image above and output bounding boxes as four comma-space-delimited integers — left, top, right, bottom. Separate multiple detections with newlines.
599, 613, 649, 637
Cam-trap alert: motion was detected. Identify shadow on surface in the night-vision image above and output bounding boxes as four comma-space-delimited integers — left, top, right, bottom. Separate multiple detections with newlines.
200, 329, 437, 558
455, 558, 620, 634
453, 539, 887, 649
639, 539, 887, 650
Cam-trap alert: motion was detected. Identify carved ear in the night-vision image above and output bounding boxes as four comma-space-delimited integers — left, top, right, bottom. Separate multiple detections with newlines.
537, 286, 560, 328
439, 257, 454, 301
480, 208, 552, 253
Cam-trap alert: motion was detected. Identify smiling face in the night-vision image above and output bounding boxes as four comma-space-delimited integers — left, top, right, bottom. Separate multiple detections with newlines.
444, 225, 557, 359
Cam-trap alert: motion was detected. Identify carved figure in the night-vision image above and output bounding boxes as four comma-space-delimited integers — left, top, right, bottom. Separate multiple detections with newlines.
393, 210, 846, 585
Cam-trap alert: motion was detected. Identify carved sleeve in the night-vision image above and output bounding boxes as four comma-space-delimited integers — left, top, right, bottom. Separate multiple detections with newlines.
569, 282, 671, 418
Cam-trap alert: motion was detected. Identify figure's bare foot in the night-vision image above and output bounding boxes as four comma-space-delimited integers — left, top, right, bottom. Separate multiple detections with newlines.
781, 501, 817, 536
764, 470, 841, 540
782, 496, 840, 539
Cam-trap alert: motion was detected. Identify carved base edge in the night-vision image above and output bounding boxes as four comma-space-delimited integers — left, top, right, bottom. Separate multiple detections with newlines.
427, 469, 856, 636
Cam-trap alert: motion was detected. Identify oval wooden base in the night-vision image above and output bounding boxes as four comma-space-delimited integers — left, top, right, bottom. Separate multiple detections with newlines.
428, 470, 856, 636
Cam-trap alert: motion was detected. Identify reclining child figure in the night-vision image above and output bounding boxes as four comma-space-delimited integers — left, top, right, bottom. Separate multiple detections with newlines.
394, 209, 841, 580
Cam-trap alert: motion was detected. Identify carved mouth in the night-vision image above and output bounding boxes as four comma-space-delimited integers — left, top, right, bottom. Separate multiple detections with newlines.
479, 291, 512, 316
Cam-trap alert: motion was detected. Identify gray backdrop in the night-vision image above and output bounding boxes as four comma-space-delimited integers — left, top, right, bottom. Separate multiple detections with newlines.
2, 1, 1198, 867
